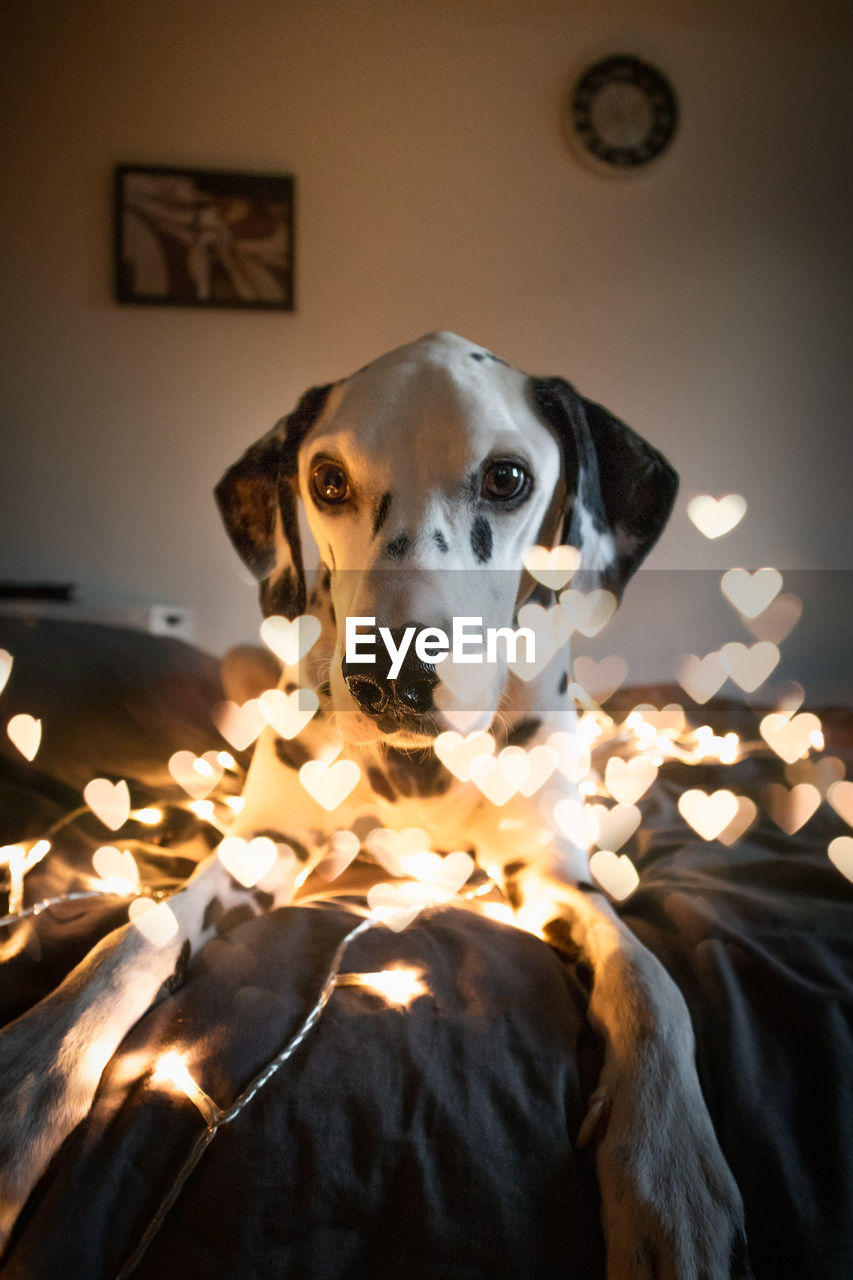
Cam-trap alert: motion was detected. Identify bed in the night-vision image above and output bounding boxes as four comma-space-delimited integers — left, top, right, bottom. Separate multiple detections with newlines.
1, 615, 852, 1279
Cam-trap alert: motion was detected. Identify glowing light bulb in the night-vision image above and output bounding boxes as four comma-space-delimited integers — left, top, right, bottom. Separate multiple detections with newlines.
1, 845, 26, 914
577, 714, 602, 743
134, 808, 163, 825
151, 1052, 221, 1125
25, 839, 51, 870
152, 1051, 194, 1090
476, 902, 516, 926
337, 967, 428, 1007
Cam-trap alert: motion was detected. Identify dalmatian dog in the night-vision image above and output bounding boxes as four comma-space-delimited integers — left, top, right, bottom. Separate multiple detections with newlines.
0, 332, 749, 1278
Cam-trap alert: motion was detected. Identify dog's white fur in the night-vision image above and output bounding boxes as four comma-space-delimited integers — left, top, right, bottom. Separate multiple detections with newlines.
0, 333, 748, 1277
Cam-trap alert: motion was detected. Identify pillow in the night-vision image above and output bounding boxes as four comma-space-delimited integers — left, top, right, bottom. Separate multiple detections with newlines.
0, 616, 227, 804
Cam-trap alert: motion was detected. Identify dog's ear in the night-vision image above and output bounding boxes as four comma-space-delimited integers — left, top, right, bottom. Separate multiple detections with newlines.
529, 376, 678, 598
214, 384, 332, 618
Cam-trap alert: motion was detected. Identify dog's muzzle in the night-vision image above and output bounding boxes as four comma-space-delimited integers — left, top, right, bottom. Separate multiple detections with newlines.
342, 623, 439, 723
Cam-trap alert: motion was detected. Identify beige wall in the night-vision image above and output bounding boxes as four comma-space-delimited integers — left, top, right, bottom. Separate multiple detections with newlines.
2, 0, 851, 697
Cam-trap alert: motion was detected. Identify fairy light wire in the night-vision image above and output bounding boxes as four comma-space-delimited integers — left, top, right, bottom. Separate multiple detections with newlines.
0, 887, 169, 932
225, 914, 374, 1121
117, 913, 377, 1278
0, 791, 241, 933
115, 1126, 217, 1280
0, 595, 834, 1267
0, 719, 819, 932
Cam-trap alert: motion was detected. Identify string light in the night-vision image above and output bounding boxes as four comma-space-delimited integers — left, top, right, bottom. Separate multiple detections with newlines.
151, 1052, 222, 1127
116, 914, 376, 1277
187, 799, 216, 821
473, 901, 516, 926
1, 840, 52, 915
0, 846, 25, 916
28, 839, 51, 866
336, 966, 428, 1007
0, 691, 828, 933
133, 807, 163, 825
0, 534, 846, 1272
93, 874, 139, 896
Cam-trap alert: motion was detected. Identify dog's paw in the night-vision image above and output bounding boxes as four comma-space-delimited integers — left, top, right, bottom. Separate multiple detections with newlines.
0, 1005, 100, 1256
579, 1052, 751, 1280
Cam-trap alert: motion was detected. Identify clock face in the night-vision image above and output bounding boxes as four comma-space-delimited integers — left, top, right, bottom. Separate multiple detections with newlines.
571, 56, 678, 170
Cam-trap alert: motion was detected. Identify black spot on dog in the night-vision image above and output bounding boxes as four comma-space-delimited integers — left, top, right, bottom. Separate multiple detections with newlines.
367, 765, 397, 803
203, 896, 224, 931
372, 492, 393, 538
469, 350, 508, 366
471, 516, 492, 563
217, 904, 256, 933
288, 837, 311, 862
261, 568, 298, 618
528, 581, 553, 607
253, 889, 275, 911
274, 738, 312, 770
251, 829, 311, 863
284, 681, 297, 694
502, 860, 528, 910
558, 672, 569, 696
155, 939, 192, 1001
384, 748, 451, 798
386, 533, 411, 560
506, 717, 542, 747
542, 915, 592, 984
175, 938, 191, 975
433, 529, 449, 553
253, 828, 290, 845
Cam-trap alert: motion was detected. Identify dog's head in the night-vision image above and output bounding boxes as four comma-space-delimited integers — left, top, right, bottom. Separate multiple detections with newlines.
216, 332, 677, 746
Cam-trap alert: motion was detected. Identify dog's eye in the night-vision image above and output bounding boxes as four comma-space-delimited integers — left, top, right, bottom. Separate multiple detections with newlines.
312, 461, 350, 505
482, 461, 528, 502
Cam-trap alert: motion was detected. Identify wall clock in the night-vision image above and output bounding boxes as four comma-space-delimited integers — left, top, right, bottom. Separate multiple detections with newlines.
570, 55, 678, 171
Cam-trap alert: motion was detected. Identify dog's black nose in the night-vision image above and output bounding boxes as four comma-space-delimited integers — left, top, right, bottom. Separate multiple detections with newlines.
343, 623, 439, 720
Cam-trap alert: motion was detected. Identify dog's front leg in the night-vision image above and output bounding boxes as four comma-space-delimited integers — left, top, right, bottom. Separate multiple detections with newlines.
0, 850, 284, 1255
543, 883, 750, 1280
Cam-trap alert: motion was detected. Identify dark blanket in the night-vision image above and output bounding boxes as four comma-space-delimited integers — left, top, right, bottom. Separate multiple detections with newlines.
1, 618, 852, 1280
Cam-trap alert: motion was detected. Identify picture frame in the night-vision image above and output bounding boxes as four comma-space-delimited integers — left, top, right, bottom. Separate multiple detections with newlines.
114, 164, 294, 310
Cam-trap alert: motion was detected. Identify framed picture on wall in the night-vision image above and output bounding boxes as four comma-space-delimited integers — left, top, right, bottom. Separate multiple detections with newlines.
114, 165, 294, 310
